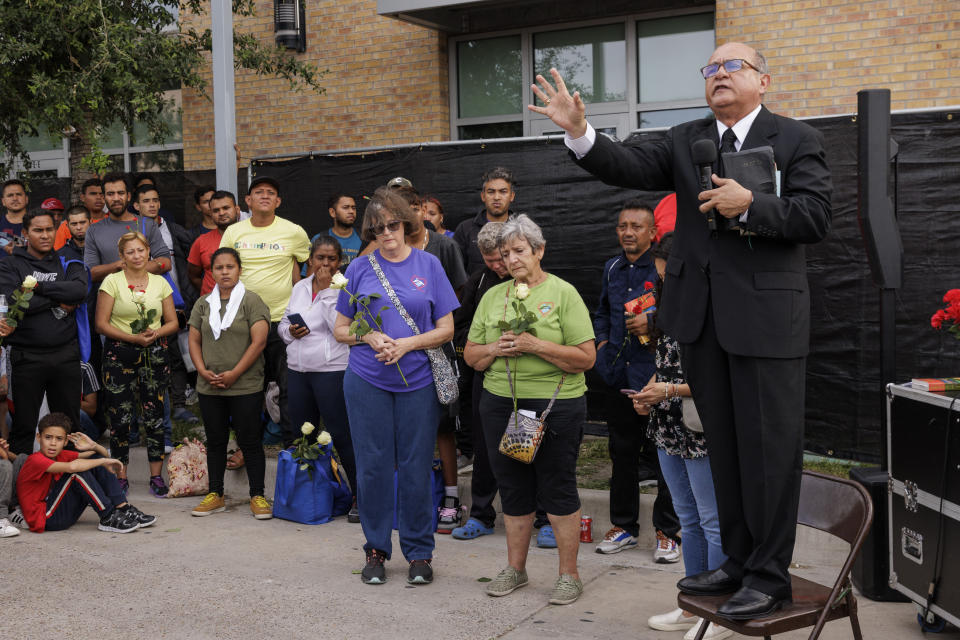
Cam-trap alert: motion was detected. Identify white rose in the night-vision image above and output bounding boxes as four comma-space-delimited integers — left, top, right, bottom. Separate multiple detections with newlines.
131, 290, 147, 304
331, 272, 348, 289
21, 275, 37, 290
515, 283, 530, 300
317, 431, 332, 446
300, 422, 315, 435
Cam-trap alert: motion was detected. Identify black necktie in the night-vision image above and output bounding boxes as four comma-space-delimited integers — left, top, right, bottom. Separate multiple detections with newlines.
719, 128, 737, 177
720, 128, 738, 154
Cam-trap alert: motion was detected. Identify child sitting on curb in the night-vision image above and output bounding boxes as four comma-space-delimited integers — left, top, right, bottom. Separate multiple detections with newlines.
16, 413, 157, 533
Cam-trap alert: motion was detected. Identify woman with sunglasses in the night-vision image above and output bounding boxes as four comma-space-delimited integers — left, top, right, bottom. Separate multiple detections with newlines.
333, 187, 459, 587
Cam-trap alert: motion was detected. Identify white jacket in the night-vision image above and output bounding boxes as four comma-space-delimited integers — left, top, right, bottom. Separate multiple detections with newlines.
278, 275, 349, 373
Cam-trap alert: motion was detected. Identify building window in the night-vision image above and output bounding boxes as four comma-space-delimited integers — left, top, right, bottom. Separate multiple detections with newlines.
8, 90, 184, 178
533, 24, 626, 104
450, 12, 714, 140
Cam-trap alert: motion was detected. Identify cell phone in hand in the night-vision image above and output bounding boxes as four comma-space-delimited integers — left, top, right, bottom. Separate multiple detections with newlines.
287, 313, 309, 332
619, 389, 640, 395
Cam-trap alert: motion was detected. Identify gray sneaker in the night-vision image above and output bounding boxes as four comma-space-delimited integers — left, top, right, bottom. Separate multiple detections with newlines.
486, 566, 529, 597
548, 574, 583, 605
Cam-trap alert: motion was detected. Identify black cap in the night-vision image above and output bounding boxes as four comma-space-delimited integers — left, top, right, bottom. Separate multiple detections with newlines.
248, 175, 281, 195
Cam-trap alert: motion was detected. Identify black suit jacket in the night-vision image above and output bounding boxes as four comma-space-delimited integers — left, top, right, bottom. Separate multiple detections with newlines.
575, 106, 832, 358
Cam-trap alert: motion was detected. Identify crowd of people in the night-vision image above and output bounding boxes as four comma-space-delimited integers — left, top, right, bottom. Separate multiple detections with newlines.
0, 40, 831, 637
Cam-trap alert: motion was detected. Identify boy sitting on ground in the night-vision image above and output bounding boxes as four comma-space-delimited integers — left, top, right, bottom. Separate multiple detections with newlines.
16, 413, 157, 533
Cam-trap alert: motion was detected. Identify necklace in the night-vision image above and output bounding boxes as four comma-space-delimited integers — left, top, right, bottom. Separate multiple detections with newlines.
125, 270, 149, 290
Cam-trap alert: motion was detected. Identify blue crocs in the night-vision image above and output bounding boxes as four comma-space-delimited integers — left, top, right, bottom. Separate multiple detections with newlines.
451, 518, 494, 540
537, 525, 557, 548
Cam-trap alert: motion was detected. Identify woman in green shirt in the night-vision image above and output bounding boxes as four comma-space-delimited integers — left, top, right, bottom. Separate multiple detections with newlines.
464, 214, 596, 606
186, 248, 271, 519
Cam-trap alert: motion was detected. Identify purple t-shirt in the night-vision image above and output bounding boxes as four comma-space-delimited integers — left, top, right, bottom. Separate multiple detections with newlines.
336, 249, 459, 392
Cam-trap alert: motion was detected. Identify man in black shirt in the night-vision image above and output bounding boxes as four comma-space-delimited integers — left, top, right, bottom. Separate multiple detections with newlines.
0, 209, 87, 454
452, 167, 516, 275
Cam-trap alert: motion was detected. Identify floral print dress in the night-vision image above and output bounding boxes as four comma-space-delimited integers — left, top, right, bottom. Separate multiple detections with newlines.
646, 334, 708, 459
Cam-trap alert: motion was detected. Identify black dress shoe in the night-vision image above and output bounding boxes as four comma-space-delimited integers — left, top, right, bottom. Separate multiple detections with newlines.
677, 568, 741, 595
716, 586, 785, 620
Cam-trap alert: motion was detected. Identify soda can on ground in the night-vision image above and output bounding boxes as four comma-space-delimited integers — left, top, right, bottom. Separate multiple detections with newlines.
580, 515, 593, 543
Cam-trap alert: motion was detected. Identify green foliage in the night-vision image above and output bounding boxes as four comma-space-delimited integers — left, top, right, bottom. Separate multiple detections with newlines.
497, 299, 538, 337
0, 0, 325, 178
0, 285, 35, 343
129, 307, 158, 335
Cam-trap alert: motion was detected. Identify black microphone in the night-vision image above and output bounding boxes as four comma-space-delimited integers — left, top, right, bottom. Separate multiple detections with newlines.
691, 139, 718, 233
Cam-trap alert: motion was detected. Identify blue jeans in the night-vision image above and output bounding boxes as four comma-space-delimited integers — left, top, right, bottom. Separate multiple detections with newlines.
343, 369, 439, 562
657, 448, 726, 576
288, 369, 356, 497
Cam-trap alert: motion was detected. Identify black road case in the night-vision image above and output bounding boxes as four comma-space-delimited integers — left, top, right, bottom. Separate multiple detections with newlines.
887, 382, 960, 629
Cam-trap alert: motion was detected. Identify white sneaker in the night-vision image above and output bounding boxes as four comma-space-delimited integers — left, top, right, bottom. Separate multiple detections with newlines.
648, 608, 698, 631
684, 619, 733, 640
595, 526, 638, 554
654, 529, 681, 563
0, 517, 20, 538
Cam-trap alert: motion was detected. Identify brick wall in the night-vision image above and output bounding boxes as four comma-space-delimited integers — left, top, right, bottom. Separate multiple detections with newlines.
182, 0, 448, 170
717, 0, 960, 117
182, 0, 958, 169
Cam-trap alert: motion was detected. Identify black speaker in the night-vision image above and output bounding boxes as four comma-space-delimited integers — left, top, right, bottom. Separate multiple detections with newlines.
849, 466, 909, 602
856, 89, 902, 290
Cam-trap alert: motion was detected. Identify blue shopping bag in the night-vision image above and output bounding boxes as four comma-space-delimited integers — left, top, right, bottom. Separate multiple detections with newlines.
393, 459, 444, 531
273, 447, 351, 525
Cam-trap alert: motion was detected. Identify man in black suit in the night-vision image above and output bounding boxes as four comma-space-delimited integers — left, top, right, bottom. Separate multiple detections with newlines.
530, 42, 832, 620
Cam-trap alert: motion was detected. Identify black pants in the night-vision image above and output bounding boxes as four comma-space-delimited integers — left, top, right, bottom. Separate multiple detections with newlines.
468, 374, 547, 528
44, 464, 124, 531
606, 387, 680, 539
265, 323, 293, 446
454, 361, 474, 458
681, 299, 805, 599
166, 331, 188, 408
199, 392, 266, 497
102, 338, 168, 465
9, 342, 81, 455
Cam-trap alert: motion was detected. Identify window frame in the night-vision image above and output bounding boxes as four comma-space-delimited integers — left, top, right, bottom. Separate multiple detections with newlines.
448, 8, 715, 140
8, 90, 184, 178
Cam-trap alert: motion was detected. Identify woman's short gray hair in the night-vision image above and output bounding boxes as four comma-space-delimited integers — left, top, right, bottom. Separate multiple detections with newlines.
476, 222, 504, 254
498, 214, 545, 252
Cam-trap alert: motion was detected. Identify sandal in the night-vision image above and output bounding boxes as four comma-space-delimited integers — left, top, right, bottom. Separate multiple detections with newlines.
451, 517, 494, 540
226, 449, 245, 470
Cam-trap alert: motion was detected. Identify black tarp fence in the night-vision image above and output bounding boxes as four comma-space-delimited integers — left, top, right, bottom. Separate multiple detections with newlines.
248, 109, 960, 464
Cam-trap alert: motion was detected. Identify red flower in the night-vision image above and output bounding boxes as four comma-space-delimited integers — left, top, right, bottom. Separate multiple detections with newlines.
128, 285, 135, 290
944, 289, 960, 305
932, 309, 947, 329
644, 281, 654, 291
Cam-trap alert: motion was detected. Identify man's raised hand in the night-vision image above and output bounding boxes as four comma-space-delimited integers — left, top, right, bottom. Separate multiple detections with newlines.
528, 68, 588, 139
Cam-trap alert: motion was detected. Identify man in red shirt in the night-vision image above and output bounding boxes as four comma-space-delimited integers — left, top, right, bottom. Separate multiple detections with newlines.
188, 190, 239, 295
16, 413, 156, 533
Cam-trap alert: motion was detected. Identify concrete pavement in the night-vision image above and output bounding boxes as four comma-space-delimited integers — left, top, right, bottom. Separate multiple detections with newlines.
2, 448, 953, 639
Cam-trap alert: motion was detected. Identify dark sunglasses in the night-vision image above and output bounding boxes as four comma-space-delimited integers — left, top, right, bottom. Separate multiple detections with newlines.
700, 58, 759, 79
372, 220, 403, 236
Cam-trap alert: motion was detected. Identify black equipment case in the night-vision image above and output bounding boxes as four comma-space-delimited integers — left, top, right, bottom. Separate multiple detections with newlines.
886, 382, 960, 628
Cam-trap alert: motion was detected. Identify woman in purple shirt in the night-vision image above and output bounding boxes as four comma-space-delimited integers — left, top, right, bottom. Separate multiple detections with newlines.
333, 187, 458, 587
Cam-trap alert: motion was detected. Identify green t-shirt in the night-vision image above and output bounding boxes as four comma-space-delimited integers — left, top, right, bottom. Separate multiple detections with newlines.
188, 290, 271, 396
468, 274, 594, 399
99, 272, 173, 335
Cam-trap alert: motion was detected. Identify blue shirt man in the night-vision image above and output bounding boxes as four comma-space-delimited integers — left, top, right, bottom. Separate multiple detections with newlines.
592, 200, 680, 557
594, 203, 659, 391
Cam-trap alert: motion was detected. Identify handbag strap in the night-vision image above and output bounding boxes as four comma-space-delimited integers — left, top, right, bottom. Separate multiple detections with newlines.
500, 287, 565, 420
368, 253, 421, 335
